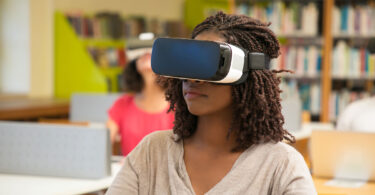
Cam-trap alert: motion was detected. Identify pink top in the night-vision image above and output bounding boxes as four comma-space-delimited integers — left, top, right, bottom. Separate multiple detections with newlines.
108, 94, 174, 156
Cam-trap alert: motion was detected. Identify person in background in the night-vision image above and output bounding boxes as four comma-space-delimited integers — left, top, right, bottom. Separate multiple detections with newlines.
107, 46, 174, 156
106, 12, 315, 194
336, 96, 375, 132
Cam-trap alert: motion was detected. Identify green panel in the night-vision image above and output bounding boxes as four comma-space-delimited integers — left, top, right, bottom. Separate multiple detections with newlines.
99, 67, 123, 92
54, 12, 108, 99
184, 0, 230, 30
82, 39, 126, 48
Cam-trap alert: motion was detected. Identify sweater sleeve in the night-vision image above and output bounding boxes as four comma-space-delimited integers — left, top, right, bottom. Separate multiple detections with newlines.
274, 149, 317, 195
105, 156, 139, 195
105, 130, 147, 195
105, 131, 172, 195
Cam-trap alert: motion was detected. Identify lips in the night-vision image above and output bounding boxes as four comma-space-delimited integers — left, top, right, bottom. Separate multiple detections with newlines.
184, 90, 206, 99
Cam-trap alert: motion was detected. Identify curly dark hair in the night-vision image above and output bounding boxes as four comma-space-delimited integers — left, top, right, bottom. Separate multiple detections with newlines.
123, 59, 144, 93
163, 11, 295, 151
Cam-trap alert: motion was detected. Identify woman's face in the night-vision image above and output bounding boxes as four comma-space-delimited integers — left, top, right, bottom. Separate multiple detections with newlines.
136, 52, 152, 73
182, 31, 233, 116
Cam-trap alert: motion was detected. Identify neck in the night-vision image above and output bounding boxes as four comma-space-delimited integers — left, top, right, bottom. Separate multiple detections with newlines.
134, 74, 168, 112
190, 108, 237, 153
138, 73, 165, 100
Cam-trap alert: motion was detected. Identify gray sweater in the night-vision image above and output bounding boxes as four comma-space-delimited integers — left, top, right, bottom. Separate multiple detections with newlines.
106, 130, 317, 195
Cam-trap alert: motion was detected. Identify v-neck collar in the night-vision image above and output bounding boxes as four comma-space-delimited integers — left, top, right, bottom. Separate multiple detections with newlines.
176, 139, 255, 195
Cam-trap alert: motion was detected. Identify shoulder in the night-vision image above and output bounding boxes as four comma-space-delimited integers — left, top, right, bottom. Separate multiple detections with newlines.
254, 141, 302, 159
272, 142, 301, 156
250, 141, 306, 169
111, 94, 134, 107
272, 143, 316, 194
125, 130, 176, 170
272, 142, 305, 163
343, 97, 375, 114
257, 142, 315, 193
241, 141, 306, 170
116, 94, 134, 103
139, 130, 175, 147
337, 97, 375, 130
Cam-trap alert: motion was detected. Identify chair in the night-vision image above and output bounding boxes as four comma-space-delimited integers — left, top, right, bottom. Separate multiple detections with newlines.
69, 93, 122, 123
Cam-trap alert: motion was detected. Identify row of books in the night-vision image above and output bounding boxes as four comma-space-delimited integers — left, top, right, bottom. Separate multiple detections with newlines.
271, 45, 322, 77
87, 47, 127, 68
67, 12, 123, 39
332, 41, 375, 78
329, 90, 371, 121
280, 80, 321, 115
332, 4, 375, 37
236, 2, 319, 36
66, 12, 189, 39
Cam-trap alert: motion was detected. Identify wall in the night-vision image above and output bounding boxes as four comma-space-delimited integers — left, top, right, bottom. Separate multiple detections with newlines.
0, 0, 30, 94
29, 0, 54, 98
53, 0, 185, 20
0, 0, 184, 97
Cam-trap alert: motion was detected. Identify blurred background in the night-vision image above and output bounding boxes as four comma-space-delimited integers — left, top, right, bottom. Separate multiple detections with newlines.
1, 0, 374, 123
0, 0, 375, 194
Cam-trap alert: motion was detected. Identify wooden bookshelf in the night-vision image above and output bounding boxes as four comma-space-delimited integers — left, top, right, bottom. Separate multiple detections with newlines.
233, 0, 375, 122
234, 1, 324, 121
321, 0, 334, 122
328, 0, 375, 121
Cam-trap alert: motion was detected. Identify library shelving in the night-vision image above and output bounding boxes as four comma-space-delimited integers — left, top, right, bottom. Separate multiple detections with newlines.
235, 0, 324, 121
329, 0, 375, 121
234, 0, 375, 122
54, 11, 190, 99
55, 12, 110, 99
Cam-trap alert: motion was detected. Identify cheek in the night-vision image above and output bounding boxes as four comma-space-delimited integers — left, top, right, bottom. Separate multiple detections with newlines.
210, 86, 232, 108
136, 59, 152, 72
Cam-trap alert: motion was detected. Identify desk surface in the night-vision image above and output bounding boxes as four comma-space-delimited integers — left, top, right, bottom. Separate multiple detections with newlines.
0, 163, 121, 195
314, 177, 375, 195
0, 97, 69, 120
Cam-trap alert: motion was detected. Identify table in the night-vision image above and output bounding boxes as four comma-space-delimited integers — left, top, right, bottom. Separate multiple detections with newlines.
290, 124, 375, 194
314, 177, 375, 195
0, 96, 69, 120
0, 163, 122, 195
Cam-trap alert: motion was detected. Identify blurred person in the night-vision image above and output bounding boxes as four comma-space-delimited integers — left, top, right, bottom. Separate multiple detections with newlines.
106, 12, 315, 194
107, 47, 174, 156
336, 96, 375, 132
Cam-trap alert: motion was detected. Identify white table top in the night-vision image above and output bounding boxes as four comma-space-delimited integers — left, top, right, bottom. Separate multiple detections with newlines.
0, 162, 122, 195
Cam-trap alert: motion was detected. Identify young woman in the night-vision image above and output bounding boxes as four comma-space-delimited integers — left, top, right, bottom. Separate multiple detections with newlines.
107, 50, 174, 156
107, 12, 316, 194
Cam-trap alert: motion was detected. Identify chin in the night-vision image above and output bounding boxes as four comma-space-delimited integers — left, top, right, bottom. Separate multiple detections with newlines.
186, 105, 209, 116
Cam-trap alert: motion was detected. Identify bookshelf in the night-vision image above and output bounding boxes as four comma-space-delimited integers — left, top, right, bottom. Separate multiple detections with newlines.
328, 0, 375, 121
54, 12, 109, 99
321, 0, 334, 122
55, 12, 127, 99
234, 0, 375, 123
54, 11, 190, 99
54, 0, 374, 121
235, 0, 324, 121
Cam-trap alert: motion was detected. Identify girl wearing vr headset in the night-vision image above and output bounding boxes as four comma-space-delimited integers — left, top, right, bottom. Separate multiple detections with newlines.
107, 12, 316, 194
107, 49, 174, 156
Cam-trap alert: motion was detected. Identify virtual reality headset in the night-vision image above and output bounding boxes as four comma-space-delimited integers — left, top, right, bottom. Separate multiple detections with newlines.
126, 34, 155, 61
151, 38, 270, 84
